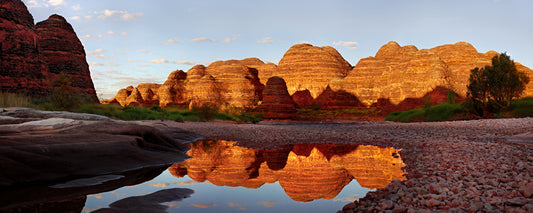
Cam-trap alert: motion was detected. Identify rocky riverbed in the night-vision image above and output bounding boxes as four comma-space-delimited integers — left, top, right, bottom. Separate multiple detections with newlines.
148, 118, 533, 212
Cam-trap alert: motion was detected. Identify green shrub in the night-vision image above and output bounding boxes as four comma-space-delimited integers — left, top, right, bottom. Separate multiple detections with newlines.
510, 98, 533, 117
385, 109, 425, 122
425, 104, 463, 122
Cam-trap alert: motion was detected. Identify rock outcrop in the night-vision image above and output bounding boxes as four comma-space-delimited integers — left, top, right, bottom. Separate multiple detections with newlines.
0, 0, 47, 96
36, 14, 97, 101
103, 41, 533, 115
0, 1, 98, 101
255, 76, 297, 119
158, 70, 187, 107
205, 59, 264, 108
0, 107, 198, 187
332, 41, 533, 106
276, 44, 352, 98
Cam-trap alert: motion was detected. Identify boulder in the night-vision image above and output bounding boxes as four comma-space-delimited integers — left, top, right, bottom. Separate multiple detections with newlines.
292, 89, 314, 108
255, 76, 297, 119
0, 108, 199, 187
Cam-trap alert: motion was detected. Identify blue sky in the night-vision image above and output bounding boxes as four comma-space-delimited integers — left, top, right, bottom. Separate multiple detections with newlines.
23, 0, 533, 99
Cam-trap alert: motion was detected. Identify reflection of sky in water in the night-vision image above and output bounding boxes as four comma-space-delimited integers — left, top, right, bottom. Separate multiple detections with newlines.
83, 170, 372, 213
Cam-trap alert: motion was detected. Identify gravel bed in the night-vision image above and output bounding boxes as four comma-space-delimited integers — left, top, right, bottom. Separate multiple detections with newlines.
146, 118, 533, 212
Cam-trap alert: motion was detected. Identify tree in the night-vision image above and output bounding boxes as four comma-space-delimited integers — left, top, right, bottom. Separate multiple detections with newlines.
465, 53, 529, 116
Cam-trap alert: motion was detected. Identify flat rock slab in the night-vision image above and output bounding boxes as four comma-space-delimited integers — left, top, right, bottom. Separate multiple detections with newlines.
0, 108, 201, 187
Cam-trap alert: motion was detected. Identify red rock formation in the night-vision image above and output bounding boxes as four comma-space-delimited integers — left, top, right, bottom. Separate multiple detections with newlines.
292, 89, 314, 108
255, 76, 297, 119
158, 70, 187, 107
276, 44, 352, 98
0, 1, 97, 101
331, 41, 533, 106
36, 14, 97, 101
0, 0, 47, 96
314, 86, 365, 109
187, 75, 225, 109
205, 59, 264, 109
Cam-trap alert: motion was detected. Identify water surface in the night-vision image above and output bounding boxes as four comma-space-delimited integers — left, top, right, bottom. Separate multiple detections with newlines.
84, 140, 406, 212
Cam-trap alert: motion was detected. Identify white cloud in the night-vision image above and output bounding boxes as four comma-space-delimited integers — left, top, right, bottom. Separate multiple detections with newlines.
332, 41, 358, 49
47, 0, 65, 6
87, 49, 105, 59
71, 4, 81, 11
96, 10, 145, 21
172, 60, 195, 65
150, 59, 169, 64
257, 37, 275, 44
224, 35, 241, 43
120, 32, 129, 36
24, 0, 65, 8
70, 16, 81, 21
80, 34, 103, 41
127, 59, 140, 62
166, 38, 180, 45
137, 49, 152, 54
191, 37, 217, 43
107, 30, 116, 35
90, 62, 104, 66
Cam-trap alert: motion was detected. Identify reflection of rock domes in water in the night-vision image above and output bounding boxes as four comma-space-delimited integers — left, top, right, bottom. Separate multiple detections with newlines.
168, 140, 406, 202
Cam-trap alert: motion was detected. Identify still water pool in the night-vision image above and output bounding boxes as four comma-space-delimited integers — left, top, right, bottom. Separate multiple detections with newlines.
83, 140, 406, 213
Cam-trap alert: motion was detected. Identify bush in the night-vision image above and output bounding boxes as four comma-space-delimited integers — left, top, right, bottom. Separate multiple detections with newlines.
385, 109, 425, 122
386, 104, 464, 122
510, 98, 533, 117
425, 104, 464, 122
465, 53, 529, 116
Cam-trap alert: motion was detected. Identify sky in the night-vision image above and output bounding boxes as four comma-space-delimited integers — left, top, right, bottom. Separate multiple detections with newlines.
22, 0, 533, 99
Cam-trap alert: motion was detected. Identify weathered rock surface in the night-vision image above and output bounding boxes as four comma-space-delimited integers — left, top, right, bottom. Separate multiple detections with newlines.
0, 1, 98, 101
276, 44, 352, 98
314, 86, 365, 110
103, 41, 533, 114
0, 108, 199, 187
291, 89, 314, 108
255, 76, 297, 119
332, 41, 533, 105
36, 14, 97, 101
0, 0, 47, 96
205, 59, 264, 108
158, 70, 187, 107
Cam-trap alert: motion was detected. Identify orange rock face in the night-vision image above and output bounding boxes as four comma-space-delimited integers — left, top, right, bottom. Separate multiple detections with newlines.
205, 59, 264, 109
331, 41, 533, 106
276, 44, 352, 98
158, 70, 187, 107
168, 140, 406, 202
0, 1, 97, 101
255, 76, 297, 119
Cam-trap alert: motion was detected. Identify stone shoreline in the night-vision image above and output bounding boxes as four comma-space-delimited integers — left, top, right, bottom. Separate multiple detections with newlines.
149, 118, 533, 212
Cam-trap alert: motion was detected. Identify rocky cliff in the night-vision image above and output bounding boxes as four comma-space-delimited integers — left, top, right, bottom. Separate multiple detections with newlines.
36, 14, 97, 101
105, 41, 533, 114
0, 0, 98, 101
276, 44, 352, 98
